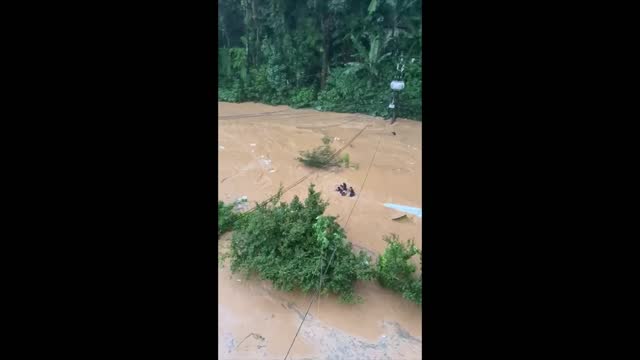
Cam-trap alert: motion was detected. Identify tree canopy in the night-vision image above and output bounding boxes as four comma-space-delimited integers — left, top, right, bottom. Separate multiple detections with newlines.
218, 0, 422, 120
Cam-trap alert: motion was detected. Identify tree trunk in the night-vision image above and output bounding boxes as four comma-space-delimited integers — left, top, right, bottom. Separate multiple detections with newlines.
242, 2, 255, 67
320, 17, 329, 89
321, 46, 328, 89
219, 4, 231, 49
252, 0, 259, 66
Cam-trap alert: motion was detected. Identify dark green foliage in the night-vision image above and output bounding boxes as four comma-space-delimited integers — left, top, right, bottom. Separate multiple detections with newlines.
290, 87, 317, 108
218, 0, 422, 121
296, 136, 340, 168
229, 184, 374, 303
316, 66, 385, 116
218, 201, 240, 237
219, 48, 248, 83
295, 135, 355, 169
315, 59, 422, 121
376, 234, 422, 305
402, 277, 422, 305
396, 59, 422, 120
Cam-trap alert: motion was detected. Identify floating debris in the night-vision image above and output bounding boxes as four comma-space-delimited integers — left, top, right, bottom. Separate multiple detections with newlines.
258, 158, 272, 170
234, 196, 249, 211
234, 332, 265, 350
384, 203, 422, 218
391, 214, 414, 224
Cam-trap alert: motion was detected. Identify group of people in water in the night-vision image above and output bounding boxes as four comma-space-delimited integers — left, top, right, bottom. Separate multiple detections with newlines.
336, 182, 356, 197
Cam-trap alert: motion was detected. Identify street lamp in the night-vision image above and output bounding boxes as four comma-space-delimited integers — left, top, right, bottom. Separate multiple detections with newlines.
388, 60, 406, 123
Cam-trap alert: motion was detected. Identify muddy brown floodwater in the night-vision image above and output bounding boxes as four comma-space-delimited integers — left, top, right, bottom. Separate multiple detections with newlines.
218, 102, 422, 359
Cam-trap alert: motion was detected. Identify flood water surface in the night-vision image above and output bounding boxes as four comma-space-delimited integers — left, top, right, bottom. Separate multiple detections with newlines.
218, 102, 422, 359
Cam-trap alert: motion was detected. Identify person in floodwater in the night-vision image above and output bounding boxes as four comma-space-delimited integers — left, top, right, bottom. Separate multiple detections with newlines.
349, 187, 356, 197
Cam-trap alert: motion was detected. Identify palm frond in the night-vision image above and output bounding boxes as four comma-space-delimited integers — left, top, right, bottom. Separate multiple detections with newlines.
344, 62, 365, 75
401, 0, 418, 12
350, 34, 368, 61
377, 52, 392, 64
368, 35, 380, 64
367, 0, 379, 14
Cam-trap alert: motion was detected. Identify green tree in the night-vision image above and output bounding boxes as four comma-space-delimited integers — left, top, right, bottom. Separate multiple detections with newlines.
229, 184, 374, 303
376, 234, 422, 305
218, 0, 423, 121
345, 31, 393, 83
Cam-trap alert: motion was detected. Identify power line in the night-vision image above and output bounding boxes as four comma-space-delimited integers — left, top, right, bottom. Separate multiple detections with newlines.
239, 121, 370, 217
282, 121, 386, 360
283, 244, 338, 360
223, 118, 384, 359
343, 129, 384, 230
217, 109, 289, 119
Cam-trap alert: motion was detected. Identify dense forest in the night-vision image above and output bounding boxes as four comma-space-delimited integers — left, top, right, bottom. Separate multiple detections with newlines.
218, 0, 422, 121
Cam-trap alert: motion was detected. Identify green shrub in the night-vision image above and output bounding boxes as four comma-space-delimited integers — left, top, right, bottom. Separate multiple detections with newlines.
289, 87, 317, 108
376, 234, 422, 305
245, 66, 272, 102
402, 278, 422, 305
296, 136, 340, 169
218, 82, 244, 102
217, 60, 421, 121
229, 184, 374, 303
218, 200, 240, 237
340, 153, 350, 168
297, 136, 357, 170
314, 63, 422, 121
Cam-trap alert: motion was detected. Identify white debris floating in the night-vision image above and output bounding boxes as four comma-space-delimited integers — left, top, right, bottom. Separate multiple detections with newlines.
383, 203, 422, 218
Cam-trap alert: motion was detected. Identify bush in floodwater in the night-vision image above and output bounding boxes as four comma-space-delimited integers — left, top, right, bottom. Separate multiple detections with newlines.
340, 153, 350, 168
376, 234, 422, 305
218, 200, 241, 237
296, 136, 339, 169
297, 136, 356, 170
229, 184, 375, 303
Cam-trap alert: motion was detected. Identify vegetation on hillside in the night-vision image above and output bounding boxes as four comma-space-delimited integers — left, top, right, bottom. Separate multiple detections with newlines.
218, 0, 422, 120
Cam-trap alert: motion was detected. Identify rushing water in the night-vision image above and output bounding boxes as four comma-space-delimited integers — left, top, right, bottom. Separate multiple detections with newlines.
218, 102, 422, 359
